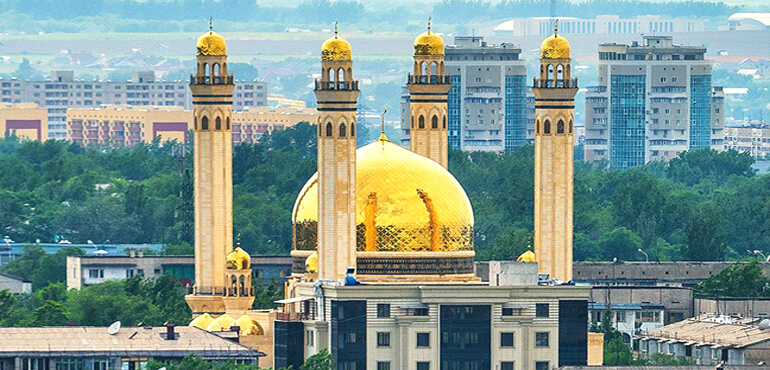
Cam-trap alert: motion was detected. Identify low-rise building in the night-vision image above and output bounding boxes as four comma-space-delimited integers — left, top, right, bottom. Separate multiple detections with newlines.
232, 106, 316, 144
573, 261, 770, 288
0, 272, 31, 294
0, 103, 48, 141
66, 255, 293, 290
66, 105, 193, 146
494, 15, 706, 37
636, 315, 770, 366
695, 298, 770, 319
589, 303, 666, 346
0, 325, 263, 369
0, 243, 164, 267
723, 125, 770, 158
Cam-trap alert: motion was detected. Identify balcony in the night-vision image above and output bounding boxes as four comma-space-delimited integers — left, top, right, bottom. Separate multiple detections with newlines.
314, 80, 359, 91
189, 74, 234, 85
407, 74, 451, 84
532, 78, 578, 89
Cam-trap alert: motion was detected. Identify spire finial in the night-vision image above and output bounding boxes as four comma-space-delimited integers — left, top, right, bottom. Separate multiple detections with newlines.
554, 19, 559, 35
428, 17, 432, 33
209, 17, 213, 33
379, 106, 388, 141
334, 22, 339, 38
236, 233, 241, 249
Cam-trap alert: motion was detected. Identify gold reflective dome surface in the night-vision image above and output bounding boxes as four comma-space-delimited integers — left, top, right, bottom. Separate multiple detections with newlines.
226, 247, 250, 270
206, 314, 234, 331
234, 315, 262, 336
189, 313, 214, 329
197, 31, 227, 56
321, 36, 352, 61
540, 33, 570, 59
517, 250, 536, 263
414, 31, 444, 56
293, 138, 474, 252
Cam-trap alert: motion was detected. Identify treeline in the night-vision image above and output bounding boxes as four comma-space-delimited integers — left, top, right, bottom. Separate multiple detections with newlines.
1, 123, 769, 262
0, 0, 745, 33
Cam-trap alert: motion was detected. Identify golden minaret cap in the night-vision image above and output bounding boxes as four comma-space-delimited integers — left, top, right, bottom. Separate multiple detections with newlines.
414, 17, 444, 56
196, 18, 227, 56
540, 20, 571, 59
321, 22, 352, 61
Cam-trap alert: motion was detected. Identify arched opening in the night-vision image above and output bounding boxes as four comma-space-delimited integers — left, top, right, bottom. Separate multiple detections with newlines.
194, 116, 197, 130
439, 61, 445, 75
346, 68, 352, 81
556, 65, 564, 80
339, 123, 347, 137
215, 117, 222, 131
418, 115, 425, 129
338, 68, 345, 83
536, 120, 540, 134
325, 122, 333, 137
557, 120, 565, 134
443, 116, 447, 129
540, 65, 544, 78
351, 123, 355, 137
213, 63, 220, 77
239, 275, 245, 297
544, 120, 551, 134
421, 61, 428, 76
203, 63, 210, 77
226, 117, 230, 130
327, 68, 334, 83
430, 61, 438, 76
569, 120, 573, 133
201, 116, 209, 131
547, 65, 554, 81
431, 115, 438, 129
411, 116, 414, 128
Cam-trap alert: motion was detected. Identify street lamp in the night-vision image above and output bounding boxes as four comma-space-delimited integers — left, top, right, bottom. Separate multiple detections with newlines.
638, 248, 649, 263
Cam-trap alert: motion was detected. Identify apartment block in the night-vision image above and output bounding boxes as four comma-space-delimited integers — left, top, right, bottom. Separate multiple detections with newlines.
0, 71, 267, 140
66, 105, 193, 146
401, 36, 535, 152
0, 103, 48, 141
584, 36, 725, 168
232, 107, 317, 144
723, 124, 770, 158
494, 15, 706, 37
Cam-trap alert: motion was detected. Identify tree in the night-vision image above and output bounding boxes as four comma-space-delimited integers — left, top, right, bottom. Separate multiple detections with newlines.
30, 247, 84, 290
1, 245, 45, 281
301, 349, 333, 370
31, 300, 69, 326
694, 261, 770, 298
683, 202, 727, 261
597, 227, 643, 261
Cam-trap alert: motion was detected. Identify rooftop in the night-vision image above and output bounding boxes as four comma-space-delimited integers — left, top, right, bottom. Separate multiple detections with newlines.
638, 314, 770, 348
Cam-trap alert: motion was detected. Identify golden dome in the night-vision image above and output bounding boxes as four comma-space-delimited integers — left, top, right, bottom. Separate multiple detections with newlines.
189, 313, 214, 329
206, 314, 234, 331
517, 250, 536, 263
414, 31, 444, 56
293, 138, 474, 253
540, 33, 570, 59
197, 30, 227, 57
226, 247, 250, 270
321, 27, 352, 62
233, 315, 262, 336
305, 252, 318, 274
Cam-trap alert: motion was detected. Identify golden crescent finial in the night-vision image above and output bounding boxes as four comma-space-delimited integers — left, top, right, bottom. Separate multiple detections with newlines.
379, 106, 388, 141
428, 17, 432, 33
554, 19, 559, 35
209, 17, 213, 33
236, 232, 241, 249
334, 22, 339, 38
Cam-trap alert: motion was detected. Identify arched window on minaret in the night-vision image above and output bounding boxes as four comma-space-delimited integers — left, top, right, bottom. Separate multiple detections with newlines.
432, 115, 438, 129
421, 62, 427, 78
443, 116, 446, 129
557, 120, 565, 134
557, 65, 564, 80
203, 63, 210, 78
544, 120, 551, 134
215, 117, 222, 131
338, 68, 345, 86
547, 65, 554, 81
325, 122, 333, 137
351, 123, 355, 137
339, 123, 347, 137
226, 117, 230, 130
419, 116, 425, 129
201, 116, 209, 131
536, 120, 540, 134
411, 116, 414, 128
569, 120, 573, 133
213, 63, 220, 77
194, 116, 197, 130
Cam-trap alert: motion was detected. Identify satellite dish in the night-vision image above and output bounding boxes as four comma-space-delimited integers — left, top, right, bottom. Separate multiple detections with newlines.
94, 250, 108, 255
108, 321, 121, 335
759, 319, 770, 330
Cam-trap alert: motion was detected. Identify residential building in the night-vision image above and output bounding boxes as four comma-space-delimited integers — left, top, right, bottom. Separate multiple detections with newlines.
588, 286, 693, 325
232, 106, 316, 144
67, 105, 192, 146
0, 71, 266, 140
695, 298, 770, 319
0, 103, 48, 141
0, 243, 164, 267
401, 36, 535, 152
588, 303, 666, 345
636, 315, 770, 365
723, 124, 770, 158
584, 36, 725, 168
65, 255, 293, 290
574, 261, 770, 288
0, 325, 263, 369
0, 272, 31, 294
494, 15, 706, 37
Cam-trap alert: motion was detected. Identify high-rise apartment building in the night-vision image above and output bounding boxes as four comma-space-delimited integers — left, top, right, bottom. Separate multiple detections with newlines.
0, 71, 267, 140
584, 36, 725, 168
723, 124, 770, 158
401, 36, 534, 152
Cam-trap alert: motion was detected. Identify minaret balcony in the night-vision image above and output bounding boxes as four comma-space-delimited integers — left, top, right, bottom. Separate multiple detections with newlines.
408, 74, 451, 85
189, 74, 234, 85
532, 78, 578, 89
187, 285, 228, 296
314, 80, 359, 91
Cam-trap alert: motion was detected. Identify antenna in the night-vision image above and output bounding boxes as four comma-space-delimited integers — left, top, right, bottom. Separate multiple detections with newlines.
209, 17, 213, 32
108, 321, 121, 335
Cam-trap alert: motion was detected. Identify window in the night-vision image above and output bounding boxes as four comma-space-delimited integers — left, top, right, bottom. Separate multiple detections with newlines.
501, 332, 514, 347
543, 121, 551, 134
535, 361, 549, 370
431, 116, 438, 129
502, 307, 523, 316
377, 304, 391, 318
377, 362, 391, 370
416, 332, 430, 348
501, 362, 514, 370
215, 117, 222, 130
201, 116, 209, 130
340, 123, 347, 137
419, 116, 425, 129
325, 122, 333, 137
535, 332, 549, 347
88, 269, 104, 278
344, 332, 358, 344
616, 311, 627, 322
126, 269, 134, 278
377, 332, 391, 347
640, 311, 660, 323
536, 303, 549, 318
417, 362, 430, 370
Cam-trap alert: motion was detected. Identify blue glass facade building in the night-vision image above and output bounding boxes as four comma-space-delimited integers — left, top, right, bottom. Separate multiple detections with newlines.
504, 74, 527, 151
448, 75, 462, 150
689, 74, 712, 150
609, 75, 646, 169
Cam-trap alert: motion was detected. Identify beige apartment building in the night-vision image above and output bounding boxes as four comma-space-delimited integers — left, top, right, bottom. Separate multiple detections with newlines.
0, 103, 48, 141
232, 106, 316, 144
723, 125, 770, 158
66, 105, 193, 146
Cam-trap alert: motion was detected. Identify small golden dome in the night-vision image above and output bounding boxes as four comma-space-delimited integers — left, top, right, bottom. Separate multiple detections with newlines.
189, 313, 214, 329
414, 31, 444, 56
540, 33, 570, 59
517, 250, 536, 263
321, 24, 352, 62
206, 314, 234, 331
234, 315, 262, 336
226, 247, 250, 270
305, 252, 318, 274
293, 139, 473, 253
197, 30, 227, 56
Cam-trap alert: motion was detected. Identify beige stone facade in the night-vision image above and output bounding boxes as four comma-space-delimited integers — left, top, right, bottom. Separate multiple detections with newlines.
407, 52, 450, 168
0, 103, 48, 141
723, 125, 770, 158
232, 107, 317, 144
66, 105, 192, 146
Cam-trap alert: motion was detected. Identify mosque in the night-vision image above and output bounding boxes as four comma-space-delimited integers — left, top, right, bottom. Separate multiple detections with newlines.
184, 20, 592, 370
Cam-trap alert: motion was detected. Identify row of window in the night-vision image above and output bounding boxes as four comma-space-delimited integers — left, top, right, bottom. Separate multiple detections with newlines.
374, 303, 550, 319
412, 115, 447, 130
372, 361, 550, 370
536, 119, 574, 135
378, 331, 546, 348
320, 122, 356, 138
195, 116, 230, 131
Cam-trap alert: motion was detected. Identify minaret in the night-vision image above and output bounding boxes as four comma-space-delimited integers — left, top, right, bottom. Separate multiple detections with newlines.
408, 18, 450, 168
186, 22, 235, 314
533, 23, 577, 282
314, 24, 359, 281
